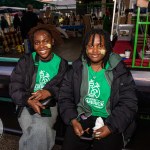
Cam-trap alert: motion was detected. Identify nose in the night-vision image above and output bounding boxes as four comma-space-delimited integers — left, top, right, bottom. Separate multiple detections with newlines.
92, 45, 99, 53
39, 42, 45, 48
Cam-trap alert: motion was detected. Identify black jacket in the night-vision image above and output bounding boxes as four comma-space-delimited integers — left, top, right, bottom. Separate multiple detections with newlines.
58, 56, 138, 136
9, 53, 68, 106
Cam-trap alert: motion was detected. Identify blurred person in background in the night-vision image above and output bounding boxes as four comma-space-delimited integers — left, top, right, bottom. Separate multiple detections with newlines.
69, 12, 76, 25
53, 15, 69, 39
137, 0, 150, 9
13, 14, 21, 32
20, 4, 38, 40
0, 16, 9, 33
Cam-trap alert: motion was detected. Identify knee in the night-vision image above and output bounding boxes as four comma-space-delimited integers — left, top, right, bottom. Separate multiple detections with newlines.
31, 122, 52, 136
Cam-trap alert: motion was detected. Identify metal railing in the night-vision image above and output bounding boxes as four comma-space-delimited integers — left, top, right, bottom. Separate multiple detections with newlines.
132, 7, 150, 68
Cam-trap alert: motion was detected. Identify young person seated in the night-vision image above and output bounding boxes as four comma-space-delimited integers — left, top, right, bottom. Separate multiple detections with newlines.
58, 29, 138, 150
9, 24, 68, 150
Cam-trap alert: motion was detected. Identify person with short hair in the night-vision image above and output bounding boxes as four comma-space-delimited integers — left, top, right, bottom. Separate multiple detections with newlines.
20, 4, 38, 40
58, 29, 138, 150
9, 24, 68, 150
137, 0, 149, 9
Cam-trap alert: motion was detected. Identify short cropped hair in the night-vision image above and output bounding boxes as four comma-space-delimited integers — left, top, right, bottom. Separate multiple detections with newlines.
27, 4, 33, 11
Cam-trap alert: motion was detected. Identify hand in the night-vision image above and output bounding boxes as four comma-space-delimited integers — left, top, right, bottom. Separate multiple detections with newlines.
71, 119, 84, 137
30, 89, 51, 101
93, 125, 111, 140
27, 97, 45, 114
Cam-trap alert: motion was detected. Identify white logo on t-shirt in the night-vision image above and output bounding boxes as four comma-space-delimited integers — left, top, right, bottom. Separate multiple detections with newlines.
85, 79, 104, 109
34, 70, 50, 91
88, 79, 100, 98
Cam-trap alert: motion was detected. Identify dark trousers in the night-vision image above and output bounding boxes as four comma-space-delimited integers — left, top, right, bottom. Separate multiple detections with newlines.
62, 125, 123, 150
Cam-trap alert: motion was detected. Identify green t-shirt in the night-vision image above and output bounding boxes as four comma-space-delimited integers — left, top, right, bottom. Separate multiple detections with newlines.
32, 52, 61, 116
84, 65, 111, 118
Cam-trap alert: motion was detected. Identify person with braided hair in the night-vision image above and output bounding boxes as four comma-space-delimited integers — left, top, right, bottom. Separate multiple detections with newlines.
58, 29, 138, 150
9, 24, 68, 150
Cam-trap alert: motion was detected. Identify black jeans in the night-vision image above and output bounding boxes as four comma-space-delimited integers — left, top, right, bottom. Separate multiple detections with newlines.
62, 116, 123, 150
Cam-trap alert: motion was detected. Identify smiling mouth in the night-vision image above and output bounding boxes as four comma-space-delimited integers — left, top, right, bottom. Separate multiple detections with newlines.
39, 50, 47, 54
91, 55, 100, 58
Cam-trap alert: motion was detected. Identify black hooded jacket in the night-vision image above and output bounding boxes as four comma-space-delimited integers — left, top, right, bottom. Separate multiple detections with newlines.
58, 54, 138, 138
9, 53, 68, 106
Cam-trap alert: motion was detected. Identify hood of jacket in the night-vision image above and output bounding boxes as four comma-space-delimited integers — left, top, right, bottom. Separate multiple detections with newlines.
107, 52, 122, 71
72, 52, 122, 70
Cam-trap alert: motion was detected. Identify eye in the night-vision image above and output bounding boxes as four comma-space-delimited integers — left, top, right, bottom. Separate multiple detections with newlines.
97, 45, 101, 48
44, 40, 49, 44
88, 45, 93, 49
98, 44, 104, 49
34, 41, 39, 45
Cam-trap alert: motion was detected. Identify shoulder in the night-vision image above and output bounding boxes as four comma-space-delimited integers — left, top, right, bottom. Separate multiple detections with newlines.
65, 58, 83, 80
12, 54, 33, 74
113, 61, 133, 82
72, 57, 82, 68
53, 53, 61, 60
18, 53, 33, 64
115, 61, 128, 72
54, 53, 68, 65
66, 58, 82, 76
32, 12, 38, 18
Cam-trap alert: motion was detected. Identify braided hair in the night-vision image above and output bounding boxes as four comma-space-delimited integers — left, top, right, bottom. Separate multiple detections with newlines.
81, 29, 112, 68
28, 24, 63, 48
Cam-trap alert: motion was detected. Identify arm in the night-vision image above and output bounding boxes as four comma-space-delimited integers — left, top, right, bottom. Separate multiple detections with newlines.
105, 66, 138, 134
9, 55, 32, 106
27, 59, 68, 113
58, 67, 78, 125
9, 55, 49, 114
43, 59, 68, 100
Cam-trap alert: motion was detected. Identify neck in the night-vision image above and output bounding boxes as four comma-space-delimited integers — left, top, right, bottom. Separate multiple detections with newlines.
91, 63, 102, 72
39, 53, 53, 62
